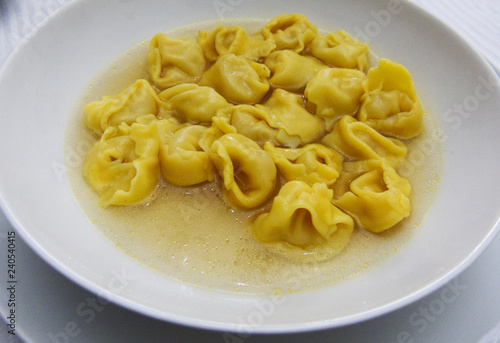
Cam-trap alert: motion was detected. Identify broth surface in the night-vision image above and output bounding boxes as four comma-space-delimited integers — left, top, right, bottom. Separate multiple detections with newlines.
66, 19, 442, 295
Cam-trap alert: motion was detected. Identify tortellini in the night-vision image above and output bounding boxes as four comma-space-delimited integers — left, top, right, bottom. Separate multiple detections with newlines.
261, 13, 317, 53
84, 79, 164, 136
199, 54, 271, 104
159, 125, 216, 186
198, 25, 276, 62
305, 68, 366, 122
310, 30, 369, 72
265, 50, 328, 91
321, 115, 407, 168
159, 83, 231, 124
211, 105, 281, 147
357, 59, 423, 139
83, 118, 160, 207
148, 33, 206, 89
262, 89, 326, 147
81, 14, 429, 263
264, 142, 343, 187
332, 160, 411, 232
252, 181, 354, 261
207, 133, 277, 209
212, 95, 325, 149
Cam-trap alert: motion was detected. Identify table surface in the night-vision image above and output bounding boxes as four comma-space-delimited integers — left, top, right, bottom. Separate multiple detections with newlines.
1, 1, 499, 342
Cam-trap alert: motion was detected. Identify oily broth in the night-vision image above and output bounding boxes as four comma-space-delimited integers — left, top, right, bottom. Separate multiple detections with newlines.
66, 19, 441, 295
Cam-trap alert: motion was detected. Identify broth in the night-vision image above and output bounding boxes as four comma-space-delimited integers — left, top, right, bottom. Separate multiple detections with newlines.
66, 19, 442, 295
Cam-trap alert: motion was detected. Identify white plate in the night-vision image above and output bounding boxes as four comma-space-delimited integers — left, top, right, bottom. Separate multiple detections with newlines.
0, 0, 499, 334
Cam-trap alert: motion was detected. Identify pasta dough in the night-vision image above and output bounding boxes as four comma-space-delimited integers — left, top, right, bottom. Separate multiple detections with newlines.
333, 160, 411, 232
358, 59, 423, 139
265, 50, 328, 91
262, 89, 326, 148
211, 105, 280, 147
159, 125, 216, 186
321, 115, 407, 168
84, 79, 164, 136
261, 13, 318, 53
198, 25, 276, 62
148, 33, 206, 89
252, 181, 354, 261
264, 142, 343, 187
207, 133, 277, 209
310, 30, 369, 72
212, 98, 324, 149
199, 54, 270, 104
304, 68, 366, 122
83, 116, 160, 207
158, 83, 231, 124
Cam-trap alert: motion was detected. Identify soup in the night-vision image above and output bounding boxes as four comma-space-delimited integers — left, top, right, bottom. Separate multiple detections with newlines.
66, 16, 441, 295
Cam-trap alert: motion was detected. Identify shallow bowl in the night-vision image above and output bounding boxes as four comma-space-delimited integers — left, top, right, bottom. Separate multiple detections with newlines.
0, 0, 499, 333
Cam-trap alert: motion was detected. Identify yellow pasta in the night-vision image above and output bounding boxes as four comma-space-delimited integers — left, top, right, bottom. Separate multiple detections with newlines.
211, 105, 280, 147
262, 89, 326, 148
358, 59, 423, 138
81, 14, 428, 264
207, 133, 277, 209
261, 13, 318, 53
252, 181, 354, 261
199, 54, 270, 104
321, 115, 407, 167
265, 50, 328, 91
148, 33, 206, 90
83, 116, 160, 207
304, 68, 366, 122
333, 160, 411, 232
84, 79, 164, 136
158, 83, 231, 124
264, 142, 343, 187
159, 125, 216, 186
198, 25, 276, 62
309, 30, 369, 72
212, 100, 325, 149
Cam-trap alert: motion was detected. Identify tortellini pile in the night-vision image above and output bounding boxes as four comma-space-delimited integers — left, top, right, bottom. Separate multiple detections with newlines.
82, 14, 425, 261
